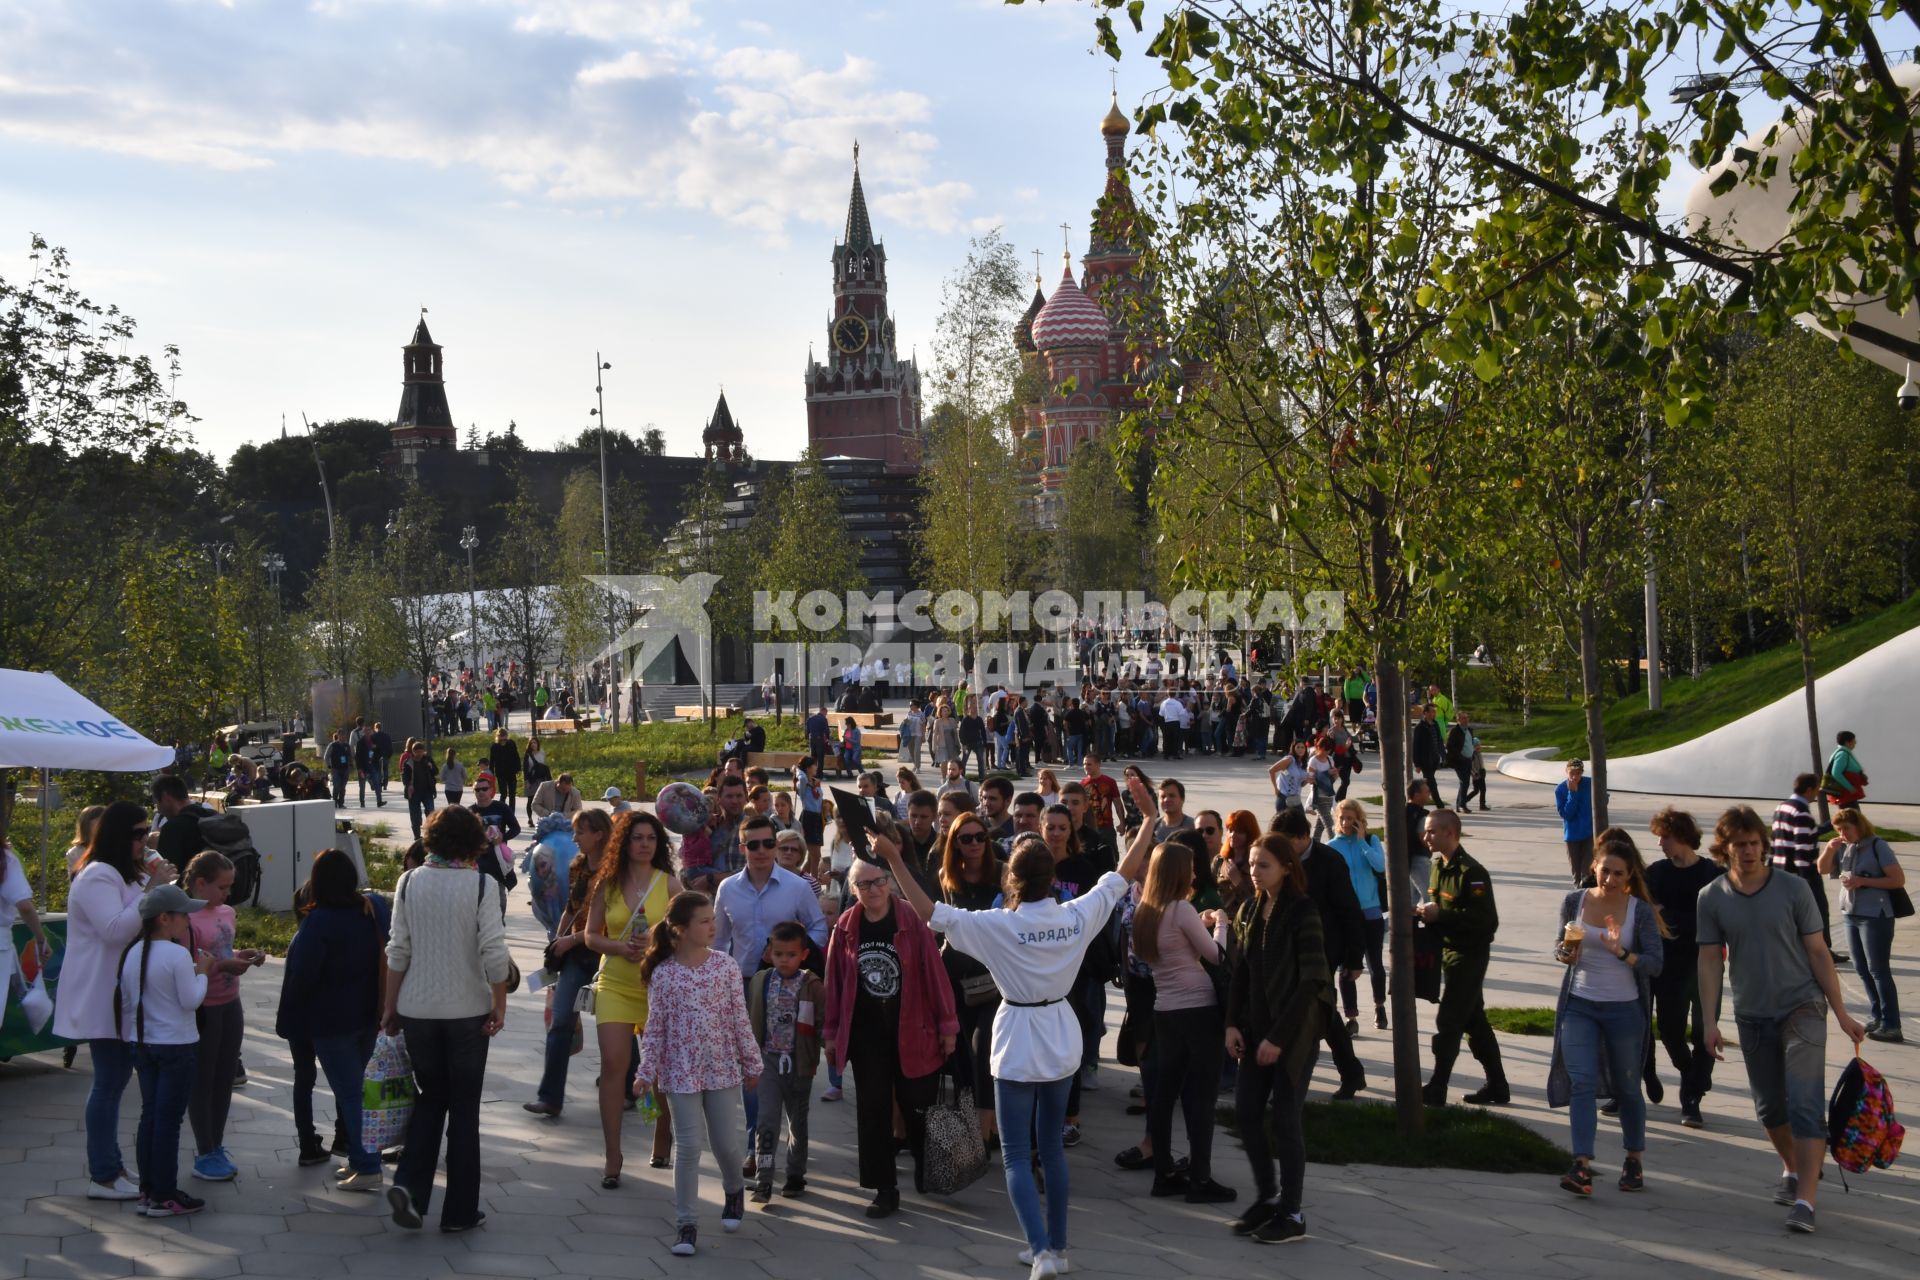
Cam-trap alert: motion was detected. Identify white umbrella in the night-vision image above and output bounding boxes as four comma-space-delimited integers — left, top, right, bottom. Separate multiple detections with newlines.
0, 669, 174, 772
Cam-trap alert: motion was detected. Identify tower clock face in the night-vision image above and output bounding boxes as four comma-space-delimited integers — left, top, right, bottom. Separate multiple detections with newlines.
833, 313, 870, 354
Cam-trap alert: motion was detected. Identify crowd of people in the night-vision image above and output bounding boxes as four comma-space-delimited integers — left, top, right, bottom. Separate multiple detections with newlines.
4, 678, 1904, 1269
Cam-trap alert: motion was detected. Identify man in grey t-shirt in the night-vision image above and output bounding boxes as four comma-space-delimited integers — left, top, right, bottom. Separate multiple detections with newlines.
1697, 805, 1864, 1236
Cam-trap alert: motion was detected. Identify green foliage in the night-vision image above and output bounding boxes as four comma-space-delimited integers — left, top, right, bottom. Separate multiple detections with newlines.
89, 540, 244, 747
480, 476, 562, 687
759, 447, 869, 653
1484, 1006, 1556, 1037
1212, 1098, 1568, 1172
440, 715, 807, 798
1054, 437, 1146, 595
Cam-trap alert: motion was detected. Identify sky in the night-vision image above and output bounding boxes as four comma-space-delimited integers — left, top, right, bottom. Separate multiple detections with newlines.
0, 0, 1139, 462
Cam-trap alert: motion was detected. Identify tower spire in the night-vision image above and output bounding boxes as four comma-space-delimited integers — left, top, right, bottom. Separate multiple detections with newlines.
844, 142, 873, 249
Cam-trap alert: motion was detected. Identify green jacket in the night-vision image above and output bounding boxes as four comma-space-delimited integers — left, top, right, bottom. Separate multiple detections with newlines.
746, 967, 826, 1080
1428, 847, 1497, 963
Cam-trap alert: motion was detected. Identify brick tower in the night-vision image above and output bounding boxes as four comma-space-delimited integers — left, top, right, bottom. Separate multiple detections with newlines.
390, 311, 457, 451
804, 145, 923, 472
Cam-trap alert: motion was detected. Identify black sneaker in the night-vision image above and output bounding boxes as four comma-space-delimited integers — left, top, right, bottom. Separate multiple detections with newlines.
1230, 1198, 1280, 1236
440, 1214, 487, 1234
1560, 1163, 1593, 1197
1680, 1099, 1705, 1129
721, 1190, 744, 1232
386, 1186, 422, 1230
1185, 1177, 1238, 1205
1374, 1006, 1388, 1031
1150, 1172, 1191, 1198
1330, 1078, 1365, 1102
780, 1175, 806, 1199
1599, 1098, 1620, 1117
297, 1134, 328, 1167
1618, 1156, 1644, 1192
1463, 1084, 1511, 1106
1251, 1212, 1306, 1244
670, 1224, 697, 1257
864, 1188, 899, 1219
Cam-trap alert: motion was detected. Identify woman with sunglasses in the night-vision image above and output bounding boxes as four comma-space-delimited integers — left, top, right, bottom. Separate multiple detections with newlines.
823, 817, 958, 1219
58, 801, 163, 1201
939, 812, 1006, 1144
1546, 841, 1668, 1196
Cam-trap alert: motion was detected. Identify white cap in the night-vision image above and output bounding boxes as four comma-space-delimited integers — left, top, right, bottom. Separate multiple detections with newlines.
602, 786, 623, 800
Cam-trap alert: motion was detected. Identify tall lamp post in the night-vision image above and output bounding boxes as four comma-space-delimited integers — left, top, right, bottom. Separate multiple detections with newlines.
459, 525, 480, 678
589, 355, 620, 730
260, 552, 286, 601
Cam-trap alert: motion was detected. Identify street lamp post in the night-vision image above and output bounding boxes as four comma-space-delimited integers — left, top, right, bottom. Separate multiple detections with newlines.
589, 355, 620, 731
202, 541, 235, 578
460, 526, 480, 678
260, 552, 286, 600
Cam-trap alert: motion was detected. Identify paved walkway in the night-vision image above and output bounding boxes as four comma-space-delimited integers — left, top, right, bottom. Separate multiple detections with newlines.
6, 751, 1919, 1279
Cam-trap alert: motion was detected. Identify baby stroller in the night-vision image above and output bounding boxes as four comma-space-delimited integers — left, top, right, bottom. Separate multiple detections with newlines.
1355, 709, 1381, 754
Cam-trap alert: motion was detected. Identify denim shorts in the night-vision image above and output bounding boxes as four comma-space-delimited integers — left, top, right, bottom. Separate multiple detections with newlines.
1736, 1001, 1828, 1140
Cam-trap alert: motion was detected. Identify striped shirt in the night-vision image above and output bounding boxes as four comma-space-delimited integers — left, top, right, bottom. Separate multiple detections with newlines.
1770, 795, 1818, 872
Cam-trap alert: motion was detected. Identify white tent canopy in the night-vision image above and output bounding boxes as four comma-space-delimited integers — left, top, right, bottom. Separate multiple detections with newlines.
0, 669, 174, 772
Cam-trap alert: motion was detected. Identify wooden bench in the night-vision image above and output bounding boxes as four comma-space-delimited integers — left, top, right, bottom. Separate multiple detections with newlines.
747, 751, 809, 770
533, 718, 584, 734
674, 705, 742, 720
844, 711, 895, 727
858, 730, 900, 751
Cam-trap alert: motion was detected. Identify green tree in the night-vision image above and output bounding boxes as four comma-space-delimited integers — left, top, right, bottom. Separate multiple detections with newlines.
1055, 438, 1146, 597
480, 478, 561, 708
383, 495, 464, 753
93, 541, 242, 746
1724, 329, 1914, 821
227, 539, 307, 721
759, 449, 869, 699
667, 463, 753, 720
918, 231, 1034, 674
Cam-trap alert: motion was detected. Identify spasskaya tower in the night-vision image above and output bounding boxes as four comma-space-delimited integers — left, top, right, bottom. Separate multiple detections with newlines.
805, 145, 922, 472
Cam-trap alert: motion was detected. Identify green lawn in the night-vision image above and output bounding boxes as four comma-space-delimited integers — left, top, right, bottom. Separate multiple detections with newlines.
1482, 592, 1920, 759
441, 714, 809, 797
1217, 1099, 1567, 1173
1486, 1006, 1556, 1036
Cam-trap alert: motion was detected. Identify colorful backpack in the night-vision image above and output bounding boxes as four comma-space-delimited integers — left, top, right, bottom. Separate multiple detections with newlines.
1828, 1056, 1905, 1179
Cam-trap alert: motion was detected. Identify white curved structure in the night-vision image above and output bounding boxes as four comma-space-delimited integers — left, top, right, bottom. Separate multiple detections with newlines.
1499, 626, 1920, 802
1684, 63, 1920, 379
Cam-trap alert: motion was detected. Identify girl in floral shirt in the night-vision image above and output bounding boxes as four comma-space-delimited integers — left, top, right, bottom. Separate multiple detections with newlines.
636, 891, 760, 1257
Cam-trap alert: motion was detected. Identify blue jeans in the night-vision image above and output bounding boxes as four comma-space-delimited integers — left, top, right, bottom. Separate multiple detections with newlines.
313, 1031, 379, 1174
1561, 994, 1647, 1157
133, 1043, 197, 1199
85, 1038, 137, 1183
536, 948, 599, 1108
1064, 735, 1084, 766
1737, 1001, 1828, 1139
997, 1076, 1072, 1254
1077, 973, 1106, 1077
1847, 914, 1901, 1031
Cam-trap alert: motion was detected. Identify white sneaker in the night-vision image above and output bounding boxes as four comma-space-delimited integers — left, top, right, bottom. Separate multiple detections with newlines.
1027, 1251, 1062, 1280
88, 1175, 141, 1201
1018, 1248, 1070, 1274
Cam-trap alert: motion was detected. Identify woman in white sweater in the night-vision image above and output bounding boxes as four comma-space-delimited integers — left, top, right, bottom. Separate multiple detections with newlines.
381, 806, 512, 1234
56, 801, 165, 1201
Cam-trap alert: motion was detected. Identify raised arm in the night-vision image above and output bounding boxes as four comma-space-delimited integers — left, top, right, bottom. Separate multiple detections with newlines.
874, 831, 936, 923
1116, 774, 1158, 885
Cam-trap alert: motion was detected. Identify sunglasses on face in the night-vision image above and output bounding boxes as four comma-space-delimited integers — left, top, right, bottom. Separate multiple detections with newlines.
1197, 826, 1220, 836
743, 838, 777, 852
131, 828, 151, 840
956, 831, 989, 846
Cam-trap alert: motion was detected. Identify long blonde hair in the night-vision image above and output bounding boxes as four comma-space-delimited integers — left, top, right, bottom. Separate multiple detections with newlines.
1130, 842, 1194, 965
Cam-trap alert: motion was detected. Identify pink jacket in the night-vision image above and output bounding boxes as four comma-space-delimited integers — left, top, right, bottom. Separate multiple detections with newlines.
825, 900, 959, 1080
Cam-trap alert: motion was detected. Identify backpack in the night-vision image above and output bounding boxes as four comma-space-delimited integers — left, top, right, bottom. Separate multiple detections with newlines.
199, 810, 262, 908
1828, 1056, 1905, 1179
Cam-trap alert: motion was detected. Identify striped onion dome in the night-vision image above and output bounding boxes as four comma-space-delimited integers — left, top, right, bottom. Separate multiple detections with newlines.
1029, 263, 1109, 351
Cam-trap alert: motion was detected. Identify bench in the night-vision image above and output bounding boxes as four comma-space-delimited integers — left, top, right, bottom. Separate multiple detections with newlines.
858, 730, 900, 751
746, 751, 809, 771
674, 705, 742, 720
844, 711, 895, 727
533, 718, 584, 735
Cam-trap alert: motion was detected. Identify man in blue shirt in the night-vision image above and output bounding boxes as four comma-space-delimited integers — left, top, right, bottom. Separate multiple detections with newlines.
712, 813, 829, 1165
1554, 759, 1594, 885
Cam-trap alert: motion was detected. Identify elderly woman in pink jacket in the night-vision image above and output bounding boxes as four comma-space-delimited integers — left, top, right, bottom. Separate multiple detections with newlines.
824, 848, 958, 1220
57, 801, 170, 1201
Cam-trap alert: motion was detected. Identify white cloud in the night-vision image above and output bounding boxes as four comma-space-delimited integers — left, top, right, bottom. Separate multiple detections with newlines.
0, 1, 977, 243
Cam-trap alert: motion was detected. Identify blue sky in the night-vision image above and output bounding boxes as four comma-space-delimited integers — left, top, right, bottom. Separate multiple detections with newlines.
0, 0, 1139, 461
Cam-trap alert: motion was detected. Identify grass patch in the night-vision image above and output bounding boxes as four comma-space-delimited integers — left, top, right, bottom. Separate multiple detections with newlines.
1217, 1100, 1566, 1173
1486, 591, 1920, 758
1486, 1006, 1556, 1036
1875, 826, 1919, 842
234, 907, 299, 956
440, 714, 808, 795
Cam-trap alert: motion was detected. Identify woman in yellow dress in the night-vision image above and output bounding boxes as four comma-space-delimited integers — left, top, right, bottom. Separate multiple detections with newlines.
586, 809, 682, 1186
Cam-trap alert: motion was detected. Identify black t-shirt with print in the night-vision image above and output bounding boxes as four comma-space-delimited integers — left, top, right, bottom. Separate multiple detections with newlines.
854, 908, 902, 1033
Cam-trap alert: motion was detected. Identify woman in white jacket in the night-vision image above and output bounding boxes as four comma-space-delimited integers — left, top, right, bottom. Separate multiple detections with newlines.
55, 801, 164, 1200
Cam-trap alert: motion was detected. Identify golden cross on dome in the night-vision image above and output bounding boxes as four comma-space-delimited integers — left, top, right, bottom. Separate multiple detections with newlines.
1059, 222, 1072, 258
